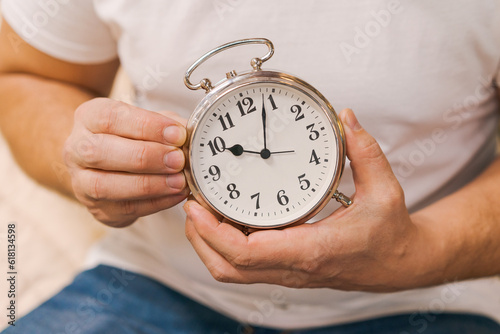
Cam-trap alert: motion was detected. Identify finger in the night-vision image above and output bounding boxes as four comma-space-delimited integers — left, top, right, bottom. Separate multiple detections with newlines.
339, 108, 401, 196
161, 110, 188, 128
78, 98, 186, 146
76, 169, 188, 201
88, 193, 190, 228
184, 207, 249, 283
70, 132, 185, 173
184, 203, 320, 287
184, 201, 316, 271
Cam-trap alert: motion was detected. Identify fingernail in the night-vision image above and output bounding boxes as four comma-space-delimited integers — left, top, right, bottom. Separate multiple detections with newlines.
163, 125, 184, 145
164, 150, 184, 170
343, 109, 362, 131
167, 173, 186, 190
183, 200, 199, 217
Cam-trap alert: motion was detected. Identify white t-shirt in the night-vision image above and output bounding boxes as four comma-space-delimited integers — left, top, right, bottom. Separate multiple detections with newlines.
3, 0, 500, 329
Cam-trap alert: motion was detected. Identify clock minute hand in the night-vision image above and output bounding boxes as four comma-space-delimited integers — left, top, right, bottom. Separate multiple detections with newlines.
261, 94, 267, 151
259, 94, 272, 160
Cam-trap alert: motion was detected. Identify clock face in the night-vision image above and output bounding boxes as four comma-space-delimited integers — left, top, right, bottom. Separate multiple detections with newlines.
188, 78, 342, 228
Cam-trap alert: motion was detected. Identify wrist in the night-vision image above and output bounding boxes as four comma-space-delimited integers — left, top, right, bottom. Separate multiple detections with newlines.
405, 211, 463, 289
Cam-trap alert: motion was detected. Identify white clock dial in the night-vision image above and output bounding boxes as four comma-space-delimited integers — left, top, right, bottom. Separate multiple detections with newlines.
188, 81, 341, 228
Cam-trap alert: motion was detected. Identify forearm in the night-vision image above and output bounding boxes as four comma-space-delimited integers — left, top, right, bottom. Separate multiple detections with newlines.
0, 73, 96, 197
411, 156, 500, 284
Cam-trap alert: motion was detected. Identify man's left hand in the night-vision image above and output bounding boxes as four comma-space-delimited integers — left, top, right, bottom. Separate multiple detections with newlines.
184, 108, 435, 292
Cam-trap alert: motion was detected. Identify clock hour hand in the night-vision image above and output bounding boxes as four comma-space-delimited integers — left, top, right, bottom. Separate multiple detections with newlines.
226, 144, 294, 157
226, 144, 261, 156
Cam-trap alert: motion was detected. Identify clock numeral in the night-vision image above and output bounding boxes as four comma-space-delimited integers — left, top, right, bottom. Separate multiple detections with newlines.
236, 97, 256, 116
309, 149, 321, 165
218, 112, 235, 131
298, 173, 311, 190
207, 136, 226, 156
251, 192, 261, 210
290, 105, 305, 121
306, 123, 320, 141
277, 190, 289, 206
208, 165, 221, 181
227, 183, 240, 199
267, 94, 278, 110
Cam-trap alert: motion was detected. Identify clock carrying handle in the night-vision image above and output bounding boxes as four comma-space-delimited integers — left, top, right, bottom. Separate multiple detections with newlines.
184, 38, 274, 93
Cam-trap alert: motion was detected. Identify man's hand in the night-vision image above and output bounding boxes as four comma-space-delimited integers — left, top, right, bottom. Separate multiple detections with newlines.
184, 108, 437, 292
64, 98, 189, 227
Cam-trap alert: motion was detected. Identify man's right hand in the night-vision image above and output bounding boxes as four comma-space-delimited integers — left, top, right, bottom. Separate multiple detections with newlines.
63, 98, 189, 227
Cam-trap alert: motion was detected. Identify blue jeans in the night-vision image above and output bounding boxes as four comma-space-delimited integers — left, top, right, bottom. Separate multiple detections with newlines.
3, 265, 500, 334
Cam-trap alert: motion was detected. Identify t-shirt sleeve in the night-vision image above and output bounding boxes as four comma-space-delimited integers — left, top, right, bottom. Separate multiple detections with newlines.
1, 0, 117, 64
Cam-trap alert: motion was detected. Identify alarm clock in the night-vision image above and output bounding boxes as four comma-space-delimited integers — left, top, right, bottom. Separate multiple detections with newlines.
184, 38, 351, 233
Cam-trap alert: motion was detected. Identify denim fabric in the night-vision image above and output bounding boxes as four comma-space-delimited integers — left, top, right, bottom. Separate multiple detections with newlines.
3, 265, 499, 334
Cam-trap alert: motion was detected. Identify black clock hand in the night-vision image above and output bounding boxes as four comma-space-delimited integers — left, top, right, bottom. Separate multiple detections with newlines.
226, 144, 244, 156
259, 94, 272, 159
269, 150, 295, 155
226, 144, 294, 157
261, 94, 267, 151
226, 144, 261, 156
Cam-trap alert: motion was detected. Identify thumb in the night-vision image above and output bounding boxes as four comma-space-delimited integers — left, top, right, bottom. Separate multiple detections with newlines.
339, 109, 400, 198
